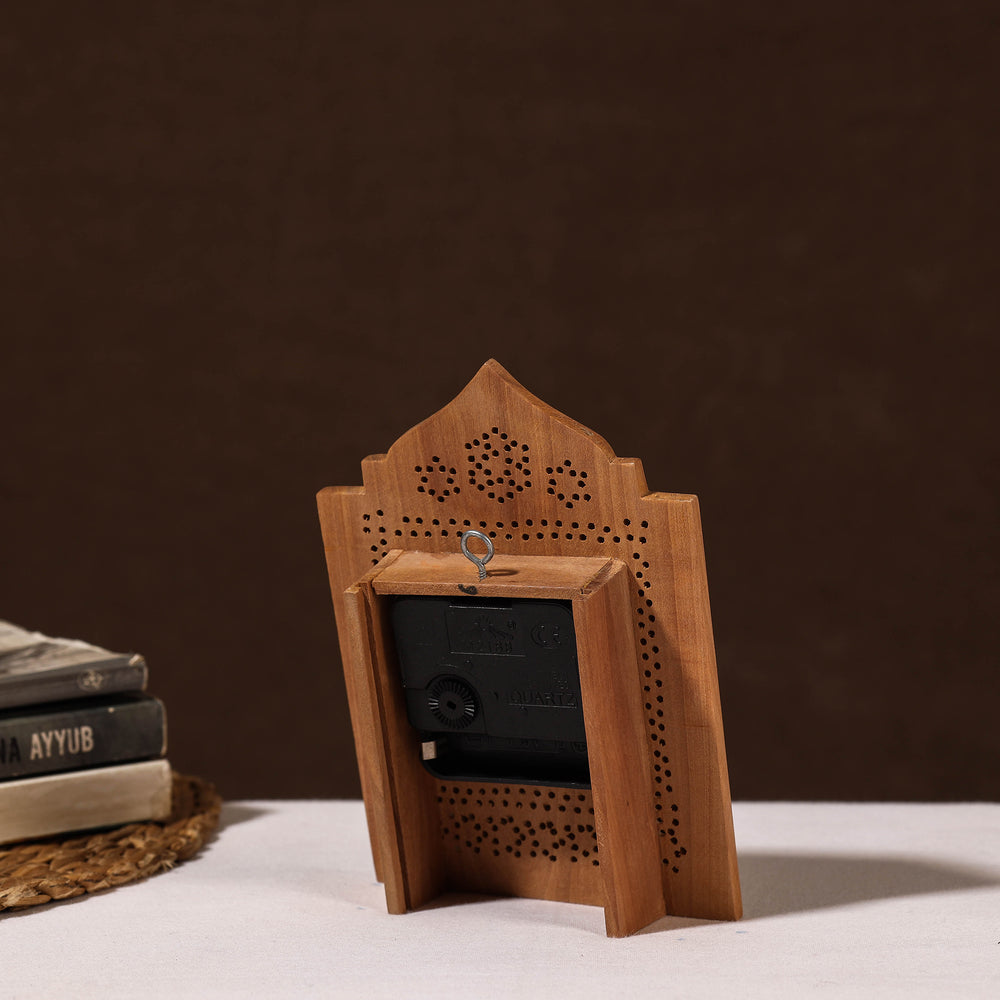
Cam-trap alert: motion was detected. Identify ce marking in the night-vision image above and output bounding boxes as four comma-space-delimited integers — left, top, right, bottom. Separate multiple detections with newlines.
530, 622, 563, 648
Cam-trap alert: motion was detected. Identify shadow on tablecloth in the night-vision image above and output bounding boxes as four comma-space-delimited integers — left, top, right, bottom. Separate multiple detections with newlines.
737, 851, 1000, 919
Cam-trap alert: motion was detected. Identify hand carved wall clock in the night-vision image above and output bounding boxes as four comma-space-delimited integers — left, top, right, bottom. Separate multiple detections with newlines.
317, 359, 740, 936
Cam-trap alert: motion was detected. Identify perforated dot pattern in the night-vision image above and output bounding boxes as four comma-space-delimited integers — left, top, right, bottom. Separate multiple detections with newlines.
359, 483, 688, 873
415, 458, 460, 502
461, 428, 532, 504
438, 785, 600, 865
544, 459, 592, 510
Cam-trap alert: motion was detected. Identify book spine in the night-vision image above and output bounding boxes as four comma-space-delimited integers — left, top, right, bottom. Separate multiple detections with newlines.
0, 759, 173, 846
0, 655, 148, 710
0, 697, 166, 781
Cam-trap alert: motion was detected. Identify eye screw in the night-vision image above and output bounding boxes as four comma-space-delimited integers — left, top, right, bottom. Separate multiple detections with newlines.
460, 530, 494, 581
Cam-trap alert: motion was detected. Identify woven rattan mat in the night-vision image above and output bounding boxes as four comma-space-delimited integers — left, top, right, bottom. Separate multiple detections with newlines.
0, 771, 221, 912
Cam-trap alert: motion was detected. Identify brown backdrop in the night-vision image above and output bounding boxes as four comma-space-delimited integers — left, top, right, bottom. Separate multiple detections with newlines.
2, 3, 997, 800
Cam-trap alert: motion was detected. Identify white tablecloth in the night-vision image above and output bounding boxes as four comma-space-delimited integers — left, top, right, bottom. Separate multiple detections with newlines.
3, 801, 997, 998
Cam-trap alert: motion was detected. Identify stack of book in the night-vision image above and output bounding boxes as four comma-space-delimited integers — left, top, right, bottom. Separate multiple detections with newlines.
0, 621, 172, 845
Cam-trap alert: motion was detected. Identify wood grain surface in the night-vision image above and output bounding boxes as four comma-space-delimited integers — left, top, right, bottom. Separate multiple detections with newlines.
319, 361, 741, 932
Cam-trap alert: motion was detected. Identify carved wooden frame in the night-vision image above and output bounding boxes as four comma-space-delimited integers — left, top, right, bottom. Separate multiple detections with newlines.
318, 360, 741, 935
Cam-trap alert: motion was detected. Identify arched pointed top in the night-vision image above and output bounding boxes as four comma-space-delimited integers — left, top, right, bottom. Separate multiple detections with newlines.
414, 357, 618, 458
362, 359, 647, 507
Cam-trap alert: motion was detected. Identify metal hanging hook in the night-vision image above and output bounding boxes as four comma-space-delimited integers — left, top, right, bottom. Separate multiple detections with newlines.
460, 530, 494, 581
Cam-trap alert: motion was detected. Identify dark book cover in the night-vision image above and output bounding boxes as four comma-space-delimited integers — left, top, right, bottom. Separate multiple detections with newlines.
0, 621, 148, 709
0, 694, 166, 782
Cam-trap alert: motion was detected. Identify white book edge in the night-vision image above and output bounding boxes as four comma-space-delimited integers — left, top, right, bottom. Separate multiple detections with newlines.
0, 759, 173, 845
